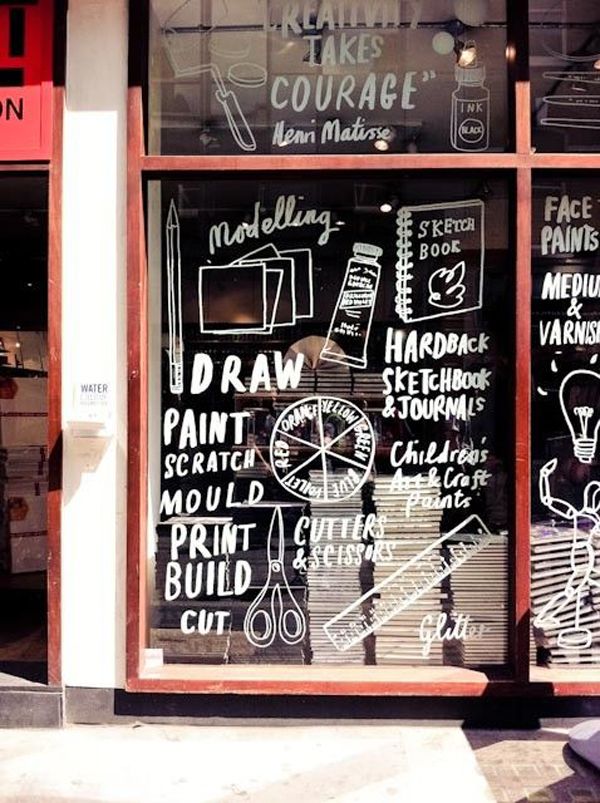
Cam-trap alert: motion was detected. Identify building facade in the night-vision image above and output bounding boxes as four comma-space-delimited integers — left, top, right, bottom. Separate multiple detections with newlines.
1, 0, 600, 726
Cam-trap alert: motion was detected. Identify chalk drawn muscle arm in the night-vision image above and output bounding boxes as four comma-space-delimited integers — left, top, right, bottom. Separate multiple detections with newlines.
539, 458, 577, 520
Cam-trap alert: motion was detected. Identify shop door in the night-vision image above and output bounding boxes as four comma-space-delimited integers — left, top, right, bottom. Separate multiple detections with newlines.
0, 174, 49, 684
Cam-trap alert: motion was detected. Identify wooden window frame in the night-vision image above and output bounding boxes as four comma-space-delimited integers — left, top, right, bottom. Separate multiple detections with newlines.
0, 0, 65, 688
126, 0, 600, 696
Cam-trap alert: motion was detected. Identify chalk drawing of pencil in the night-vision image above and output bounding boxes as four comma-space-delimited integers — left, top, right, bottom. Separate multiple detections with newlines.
166, 199, 184, 394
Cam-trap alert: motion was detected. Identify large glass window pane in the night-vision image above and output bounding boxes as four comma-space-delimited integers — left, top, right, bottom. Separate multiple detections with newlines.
146, 173, 514, 673
530, 2, 600, 153
148, 1, 509, 155
531, 174, 600, 670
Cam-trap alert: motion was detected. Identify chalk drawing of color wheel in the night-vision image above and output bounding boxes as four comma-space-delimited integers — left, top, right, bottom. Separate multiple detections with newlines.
269, 396, 376, 503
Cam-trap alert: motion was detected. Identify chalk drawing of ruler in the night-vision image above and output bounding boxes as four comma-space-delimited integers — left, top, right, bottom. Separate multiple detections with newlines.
323, 513, 493, 652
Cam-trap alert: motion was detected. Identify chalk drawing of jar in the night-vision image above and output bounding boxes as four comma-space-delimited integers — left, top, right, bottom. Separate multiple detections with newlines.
450, 55, 490, 152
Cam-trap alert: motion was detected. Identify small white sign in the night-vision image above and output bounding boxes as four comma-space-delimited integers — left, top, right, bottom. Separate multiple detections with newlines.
70, 380, 113, 433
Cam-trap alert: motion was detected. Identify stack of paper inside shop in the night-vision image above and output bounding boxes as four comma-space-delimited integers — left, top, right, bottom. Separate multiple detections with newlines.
308, 471, 366, 664
449, 532, 508, 666
371, 475, 446, 665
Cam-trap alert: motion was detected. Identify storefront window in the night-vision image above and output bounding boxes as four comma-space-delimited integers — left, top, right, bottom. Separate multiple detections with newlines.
146, 174, 514, 671
148, 0, 509, 155
531, 174, 600, 669
530, 2, 600, 153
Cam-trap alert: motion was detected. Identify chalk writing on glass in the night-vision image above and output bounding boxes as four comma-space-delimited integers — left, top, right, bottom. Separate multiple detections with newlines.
540, 195, 599, 257
165, 516, 253, 636
538, 270, 600, 348
320, 242, 382, 370
270, 396, 375, 502
382, 328, 491, 422
208, 195, 340, 255
243, 506, 307, 649
323, 514, 493, 651
535, 458, 600, 650
264, 1, 424, 35
395, 199, 485, 323
419, 612, 490, 659
291, 513, 388, 572
163, 0, 434, 152
389, 437, 491, 513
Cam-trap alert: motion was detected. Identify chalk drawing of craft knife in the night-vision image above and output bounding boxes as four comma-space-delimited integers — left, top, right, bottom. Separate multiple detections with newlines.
166, 199, 184, 394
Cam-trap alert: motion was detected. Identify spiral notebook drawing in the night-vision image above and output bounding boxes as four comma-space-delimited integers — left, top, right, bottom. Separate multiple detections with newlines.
395, 199, 485, 324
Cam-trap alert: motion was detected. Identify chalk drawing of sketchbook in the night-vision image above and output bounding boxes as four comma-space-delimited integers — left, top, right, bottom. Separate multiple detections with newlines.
395, 199, 485, 324
199, 243, 314, 335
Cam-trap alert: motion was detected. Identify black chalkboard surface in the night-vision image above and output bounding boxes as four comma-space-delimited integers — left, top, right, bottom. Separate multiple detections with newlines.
530, 2, 600, 153
149, 172, 514, 670
149, 0, 510, 155
531, 175, 600, 666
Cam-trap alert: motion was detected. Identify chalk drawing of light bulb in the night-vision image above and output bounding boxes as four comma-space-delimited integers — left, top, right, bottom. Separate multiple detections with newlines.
560, 370, 600, 464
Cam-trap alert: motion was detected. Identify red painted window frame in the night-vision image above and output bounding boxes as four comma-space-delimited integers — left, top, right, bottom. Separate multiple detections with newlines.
126, 0, 600, 696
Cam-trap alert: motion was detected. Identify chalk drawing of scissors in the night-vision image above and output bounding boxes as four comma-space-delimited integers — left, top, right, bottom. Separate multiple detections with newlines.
244, 506, 306, 649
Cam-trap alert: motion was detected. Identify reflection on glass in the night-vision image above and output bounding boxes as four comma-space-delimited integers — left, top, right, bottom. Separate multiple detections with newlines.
530, 1, 600, 153
531, 174, 600, 667
148, 0, 509, 155
147, 174, 514, 669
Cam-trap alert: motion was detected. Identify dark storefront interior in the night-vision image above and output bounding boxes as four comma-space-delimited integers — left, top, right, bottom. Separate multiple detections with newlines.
0, 176, 49, 684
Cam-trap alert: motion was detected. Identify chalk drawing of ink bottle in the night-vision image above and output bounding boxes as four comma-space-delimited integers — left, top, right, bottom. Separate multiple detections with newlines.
450, 49, 490, 152
320, 242, 383, 370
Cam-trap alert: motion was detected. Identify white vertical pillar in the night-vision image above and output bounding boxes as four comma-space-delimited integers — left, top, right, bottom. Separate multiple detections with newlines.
61, 0, 128, 688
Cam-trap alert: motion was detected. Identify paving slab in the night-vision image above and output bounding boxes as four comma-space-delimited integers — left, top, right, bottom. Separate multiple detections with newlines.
0, 722, 494, 803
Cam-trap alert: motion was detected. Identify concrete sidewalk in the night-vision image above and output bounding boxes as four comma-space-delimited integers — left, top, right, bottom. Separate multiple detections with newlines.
0, 721, 597, 802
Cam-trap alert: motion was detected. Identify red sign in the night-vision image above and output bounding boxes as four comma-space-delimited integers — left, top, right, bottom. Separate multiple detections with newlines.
0, 0, 53, 160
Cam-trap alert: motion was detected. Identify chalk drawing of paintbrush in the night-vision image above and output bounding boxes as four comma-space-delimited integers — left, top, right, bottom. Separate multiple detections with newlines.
200, 63, 257, 152
166, 200, 184, 395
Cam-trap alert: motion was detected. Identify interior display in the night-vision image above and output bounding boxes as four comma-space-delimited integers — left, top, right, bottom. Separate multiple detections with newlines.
148, 174, 514, 669
0, 175, 49, 673
531, 174, 600, 667
530, 1, 600, 153
148, 0, 509, 155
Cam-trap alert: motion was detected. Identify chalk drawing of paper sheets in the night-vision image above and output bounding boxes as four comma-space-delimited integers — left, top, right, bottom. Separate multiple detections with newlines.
234, 243, 315, 322
198, 261, 284, 335
199, 242, 315, 335
233, 245, 296, 327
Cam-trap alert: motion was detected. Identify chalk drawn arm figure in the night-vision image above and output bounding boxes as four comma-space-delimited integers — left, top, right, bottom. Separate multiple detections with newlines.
535, 458, 600, 648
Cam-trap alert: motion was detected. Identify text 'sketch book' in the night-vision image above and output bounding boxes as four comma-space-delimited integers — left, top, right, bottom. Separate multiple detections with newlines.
395, 199, 485, 324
